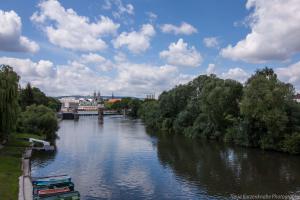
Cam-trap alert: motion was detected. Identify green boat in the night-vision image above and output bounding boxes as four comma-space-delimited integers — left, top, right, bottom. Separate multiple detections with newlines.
32, 175, 71, 186
33, 191, 80, 200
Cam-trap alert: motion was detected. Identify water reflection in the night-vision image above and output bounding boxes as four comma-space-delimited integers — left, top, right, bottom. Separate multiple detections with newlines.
31, 116, 300, 200
156, 134, 300, 197
31, 150, 57, 169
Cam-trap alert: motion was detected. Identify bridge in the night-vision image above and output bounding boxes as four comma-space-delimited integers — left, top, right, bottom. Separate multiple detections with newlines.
60, 105, 120, 120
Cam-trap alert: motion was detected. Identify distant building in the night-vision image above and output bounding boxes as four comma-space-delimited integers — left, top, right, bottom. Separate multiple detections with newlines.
294, 93, 300, 103
97, 91, 101, 101
107, 98, 121, 104
59, 97, 79, 111
77, 105, 98, 111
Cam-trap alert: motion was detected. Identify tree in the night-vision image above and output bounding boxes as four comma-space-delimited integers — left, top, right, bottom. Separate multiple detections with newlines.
138, 67, 300, 154
47, 97, 62, 112
138, 100, 161, 129
17, 105, 58, 140
19, 83, 34, 110
0, 65, 19, 140
240, 68, 294, 149
19, 83, 61, 111
128, 98, 142, 117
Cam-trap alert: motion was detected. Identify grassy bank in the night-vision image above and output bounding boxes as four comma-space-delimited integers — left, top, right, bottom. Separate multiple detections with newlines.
0, 134, 44, 200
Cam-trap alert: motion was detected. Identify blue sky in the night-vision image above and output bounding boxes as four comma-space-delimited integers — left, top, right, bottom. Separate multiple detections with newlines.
1, 0, 300, 97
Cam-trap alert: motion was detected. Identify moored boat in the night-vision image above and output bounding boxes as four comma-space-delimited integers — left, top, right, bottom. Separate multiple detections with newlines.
38, 187, 70, 196
33, 182, 75, 195
32, 175, 71, 186
33, 191, 80, 200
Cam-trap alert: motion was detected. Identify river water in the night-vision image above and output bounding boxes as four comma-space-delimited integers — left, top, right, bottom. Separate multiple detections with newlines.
31, 116, 300, 200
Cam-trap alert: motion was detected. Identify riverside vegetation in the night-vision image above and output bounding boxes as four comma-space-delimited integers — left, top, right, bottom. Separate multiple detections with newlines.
0, 65, 60, 199
90, 67, 300, 154
137, 68, 300, 154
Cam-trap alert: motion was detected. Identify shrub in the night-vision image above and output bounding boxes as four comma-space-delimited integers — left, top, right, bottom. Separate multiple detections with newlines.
281, 133, 300, 154
17, 105, 58, 140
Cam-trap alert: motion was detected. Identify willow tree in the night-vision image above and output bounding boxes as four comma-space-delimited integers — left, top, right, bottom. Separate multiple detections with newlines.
0, 65, 19, 140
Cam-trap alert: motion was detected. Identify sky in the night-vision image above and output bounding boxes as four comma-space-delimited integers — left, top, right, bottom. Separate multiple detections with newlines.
1, 0, 300, 97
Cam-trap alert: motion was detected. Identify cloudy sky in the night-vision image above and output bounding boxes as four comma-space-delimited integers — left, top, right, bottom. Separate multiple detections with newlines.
1, 0, 300, 97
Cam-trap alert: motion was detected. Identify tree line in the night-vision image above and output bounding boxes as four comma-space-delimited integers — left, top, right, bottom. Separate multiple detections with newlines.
0, 65, 61, 142
105, 97, 141, 117
138, 68, 300, 154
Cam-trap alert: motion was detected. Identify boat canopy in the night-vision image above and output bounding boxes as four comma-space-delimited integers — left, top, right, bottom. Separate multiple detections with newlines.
29, 138, 50, 146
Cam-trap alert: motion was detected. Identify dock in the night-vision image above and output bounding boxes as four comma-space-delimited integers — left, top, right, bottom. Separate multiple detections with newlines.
18, 139, 55, 200
19, 149, 33, 200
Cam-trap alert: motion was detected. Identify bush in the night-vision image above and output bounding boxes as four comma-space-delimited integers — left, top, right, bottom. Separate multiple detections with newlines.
161, 118, 173, 133
138, 100, 161, 129
17, 105, 58, 140
281, 133, 300, 154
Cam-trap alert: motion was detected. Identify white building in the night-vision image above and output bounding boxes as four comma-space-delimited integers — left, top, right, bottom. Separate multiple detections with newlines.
294, 94, 300, 103
59, 97, 79, 110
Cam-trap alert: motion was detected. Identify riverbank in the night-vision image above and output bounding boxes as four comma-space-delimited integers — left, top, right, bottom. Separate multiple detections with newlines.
0, 134, 44, 200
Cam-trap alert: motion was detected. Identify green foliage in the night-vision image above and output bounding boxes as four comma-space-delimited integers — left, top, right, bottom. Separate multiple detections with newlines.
47, 97, 62, 112
0, 65, 20, 140
107, 97, 142, 117
110, 98, 129, 111
139, 68, 300, 154
138, 100, 161, 129
19, 83, 34, 109
281, 133, 300, 154
127, 98, 142, 117
194, 78, 243, 140
17, 105, 58, 140
240, 68, 295, 150
159, 84, 193, 119
19, 83, 61, 111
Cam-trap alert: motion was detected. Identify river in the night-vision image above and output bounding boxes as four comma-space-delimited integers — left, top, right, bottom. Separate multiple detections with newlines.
31, 116, 300, 200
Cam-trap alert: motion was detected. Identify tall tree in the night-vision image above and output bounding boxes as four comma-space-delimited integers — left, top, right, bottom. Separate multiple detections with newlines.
240, 67, 294, 149
20, 82, 34, 110
0, 65, 19, 140
19, 83, 61, 111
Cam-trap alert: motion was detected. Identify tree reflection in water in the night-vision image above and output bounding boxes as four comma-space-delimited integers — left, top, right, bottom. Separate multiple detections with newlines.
155, 134, 300, 197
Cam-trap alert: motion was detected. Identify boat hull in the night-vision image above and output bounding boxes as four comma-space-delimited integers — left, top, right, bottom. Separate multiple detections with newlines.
33, 182, 75, 195
32, 175, 71, 186
33, 191, 80, 200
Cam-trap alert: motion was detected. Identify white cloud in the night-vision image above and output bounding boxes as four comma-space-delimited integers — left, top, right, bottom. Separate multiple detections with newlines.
0, 56, 193, 97
81, 53, 106, 64
221, 67, 249, 83
0, 10, 39, 53
112, 24, 155, 54
203, 37, 219, 48
221, 0, 300, 63
276, 61, 300, 91
0, 56, 111, 95
0, 57, 55, 80
146, 12, 157, 23
160, 38, 202, 67
31, 0, 119, 51
80, 53, 114, 71
113, 62, 194, 95
160, 22, 197, 35
206, 63, 216, 74
103, 0, 134, 19
114, 52, 127, 63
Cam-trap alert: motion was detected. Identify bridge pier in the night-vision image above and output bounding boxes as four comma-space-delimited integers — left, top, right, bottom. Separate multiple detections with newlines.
98, 107, 104, 122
